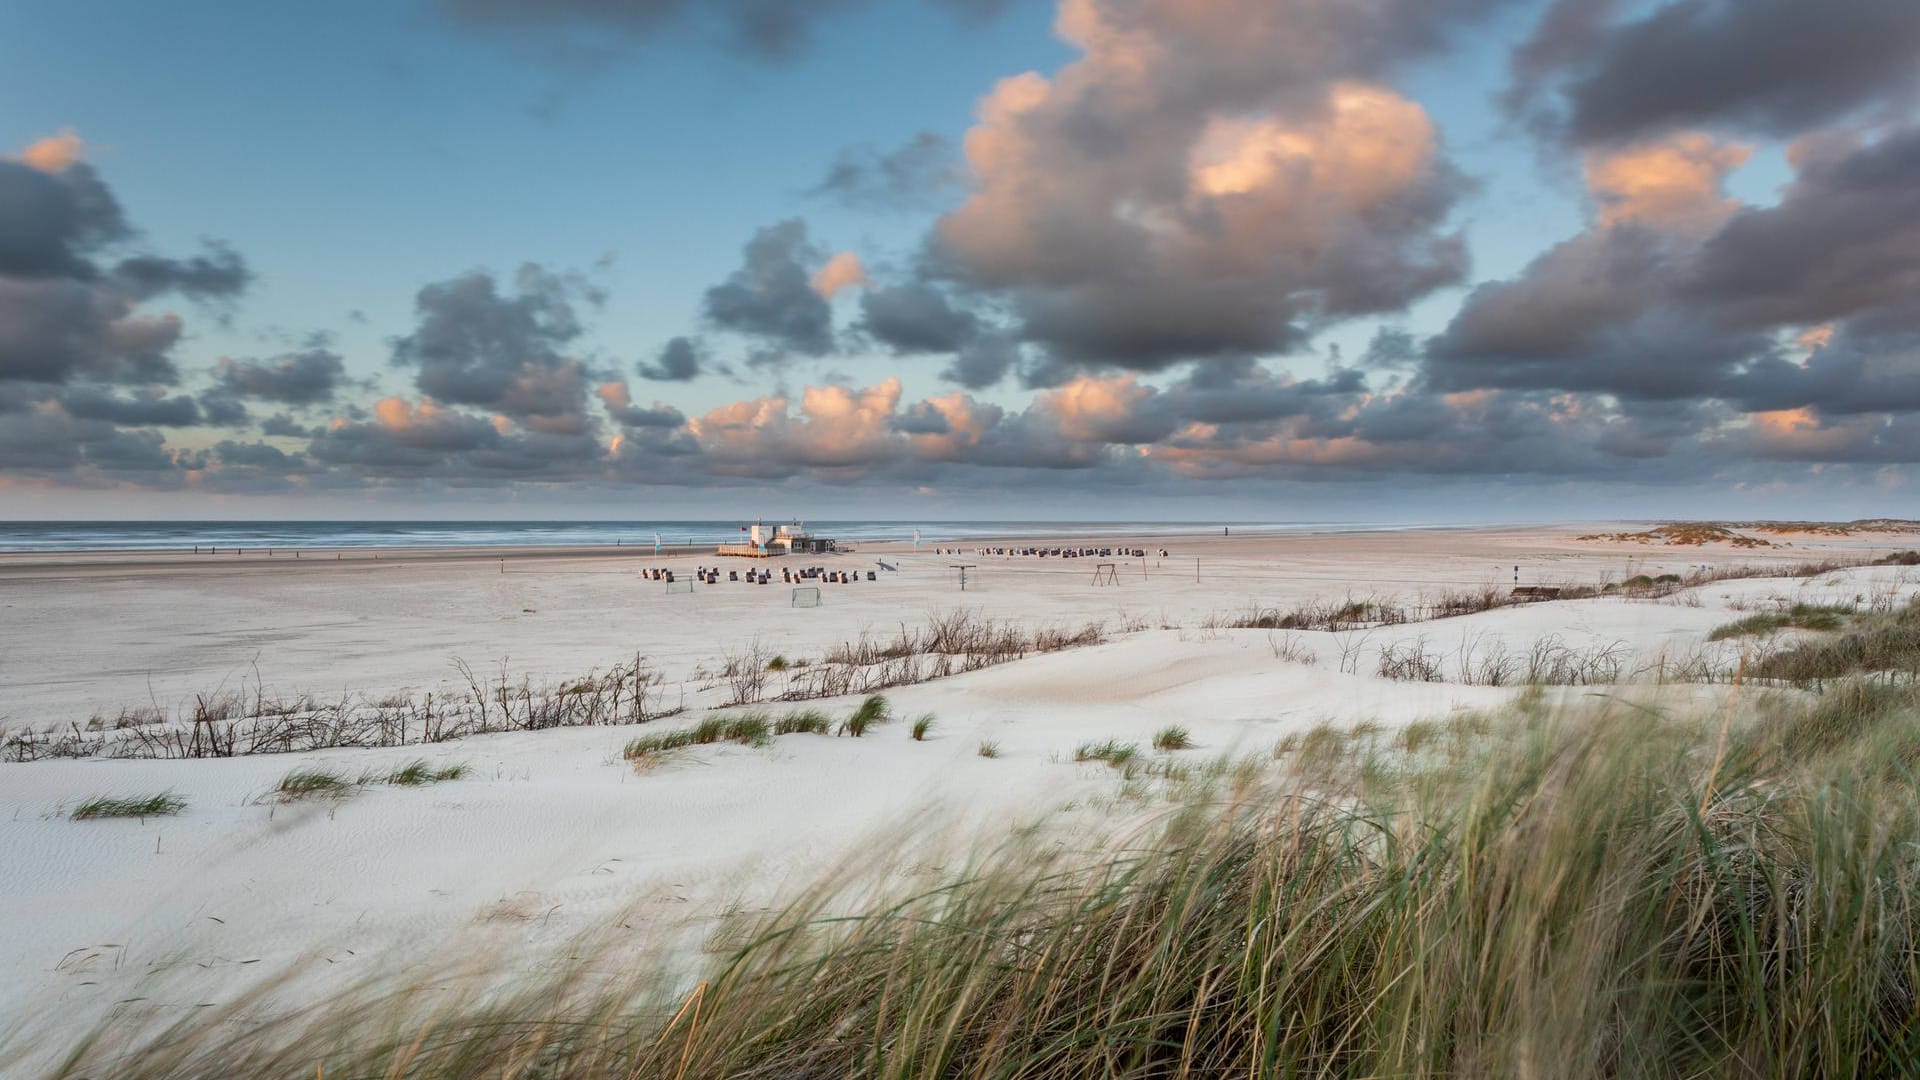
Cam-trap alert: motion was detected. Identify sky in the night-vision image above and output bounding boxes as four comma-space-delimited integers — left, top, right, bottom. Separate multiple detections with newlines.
1, 0, 1917, 522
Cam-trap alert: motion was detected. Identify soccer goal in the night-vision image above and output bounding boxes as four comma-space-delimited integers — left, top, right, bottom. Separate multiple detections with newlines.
791, 586, 823, 608
665, 578, 695, 595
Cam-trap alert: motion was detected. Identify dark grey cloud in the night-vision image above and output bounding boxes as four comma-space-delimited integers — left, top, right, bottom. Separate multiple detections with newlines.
1509, 0, 1920, 145
1360, 327, 1420, 370
1429, 126, 1920, 415
703, 220, 835, 357
392, 264, 601, 434
438, 0, 1017, 63
0, 160, 127, 280
260, 414, 315, 438
1685, 128, 1920, 332
200, 396, 251, 427
112, 243, 252, 301
637, 336, 704, 382
858, 282, 978, 354
0, 277, 184, 384
942, 334, 1018, 389
215, 348, 348, 405
0, 156, 249, 389
437, 0, 866, 62
58, 387, 204, 427
213, 440, 302, 470
1721, 330, 1920, 417
810, 132, 962, 212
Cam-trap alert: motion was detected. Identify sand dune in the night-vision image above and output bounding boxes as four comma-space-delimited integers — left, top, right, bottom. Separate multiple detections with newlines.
2, 524, 1915, 1052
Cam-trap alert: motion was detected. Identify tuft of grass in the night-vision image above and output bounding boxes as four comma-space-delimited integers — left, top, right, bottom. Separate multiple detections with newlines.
71, 793, 185, 821
1152, 725, 1193, 752
765, 655, 789, 672
1074, 738, 1139, 768
275, 768, 354, 800
977, 739, 1001, 759
381, 760, 470, 786
774, 709, 832, 736
839, 694, 891, 738
910, 714, 935, 741
625, 714, 773, 760
1707, 602, 1854, 641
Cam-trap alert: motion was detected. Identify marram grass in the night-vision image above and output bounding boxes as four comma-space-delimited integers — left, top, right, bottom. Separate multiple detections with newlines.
28, 684, 1920, 1079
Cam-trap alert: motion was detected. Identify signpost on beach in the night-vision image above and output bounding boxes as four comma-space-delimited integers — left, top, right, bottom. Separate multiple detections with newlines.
951, 563, 977, 591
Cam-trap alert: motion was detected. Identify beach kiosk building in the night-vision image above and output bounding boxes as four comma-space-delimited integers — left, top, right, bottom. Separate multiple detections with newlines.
717, 521, 839, 557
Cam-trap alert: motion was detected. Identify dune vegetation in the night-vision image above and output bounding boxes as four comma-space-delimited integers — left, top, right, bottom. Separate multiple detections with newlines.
33, 674, 1920, 1079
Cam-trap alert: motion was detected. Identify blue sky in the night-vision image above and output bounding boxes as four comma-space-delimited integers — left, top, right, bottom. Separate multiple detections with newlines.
1, 0, 1915, 520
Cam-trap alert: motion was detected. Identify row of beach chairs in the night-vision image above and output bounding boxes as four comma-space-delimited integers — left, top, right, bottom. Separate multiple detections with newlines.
638, 566, 879, 586
933, 546, 1162, 559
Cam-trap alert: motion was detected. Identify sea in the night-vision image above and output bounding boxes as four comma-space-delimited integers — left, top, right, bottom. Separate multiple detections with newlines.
0, 520, 1383, 554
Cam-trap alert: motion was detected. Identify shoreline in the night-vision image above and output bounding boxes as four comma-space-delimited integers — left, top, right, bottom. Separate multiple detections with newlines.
0, 521, 1636, 572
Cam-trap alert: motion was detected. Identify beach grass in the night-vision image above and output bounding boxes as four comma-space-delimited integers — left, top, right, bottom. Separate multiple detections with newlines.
69, 793, 185, 821
976, 739, 1000, 759
838, 694, 890, 738
381, 760, 470, 786
1151, 724, 1192, 751
623, 714, 774, 760
772, 709, 832, 736
273, 768, 355, 800
910, 714, 935, 741
44, 683, 1920, 1078
1706, 602, 1854, 640
1074, 738, 1139, 768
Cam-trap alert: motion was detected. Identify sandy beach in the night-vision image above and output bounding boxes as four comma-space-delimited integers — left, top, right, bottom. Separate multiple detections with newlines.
4, 522, 1917, 1056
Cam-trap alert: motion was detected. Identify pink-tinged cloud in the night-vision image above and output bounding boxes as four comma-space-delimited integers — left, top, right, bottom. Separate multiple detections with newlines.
1585, 131, 1750, 233
931, 0, 1470, 366
1744, 408, 1879, 460
810, 251, 868, 299
1037, 374, 1153, 443
18, 128, 85, 173
596, 381, 633, 411
688, 378, 906, 474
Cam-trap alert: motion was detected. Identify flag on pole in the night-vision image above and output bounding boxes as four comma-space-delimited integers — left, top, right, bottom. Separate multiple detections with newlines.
652, 533, 661, 554
913, 528, 921, 550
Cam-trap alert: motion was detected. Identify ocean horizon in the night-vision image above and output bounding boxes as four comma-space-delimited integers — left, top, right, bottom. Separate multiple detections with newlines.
0, 519, 1417, 554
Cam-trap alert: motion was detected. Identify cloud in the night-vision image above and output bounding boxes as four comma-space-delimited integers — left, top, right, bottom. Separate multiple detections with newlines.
810, 250, 869, 299
0, 133, 250, 391
1584, 131, 1750, 232
438, 0, 1018, 64
943, 334, 1019, 389
1684, 127, 1920, 332
0, 157, 129, 279
391, 264, 602, 435
636, 336, 705, 382
858, 281, 979, 354
58, 387, 204, 427
215, 349, 348, 405
809, 132, 963, 212
923, 0, 1493, 372
17, 129, 87, 174
260, 414, 316, 438
597, 380, 687, 428
703, 220, 837, 357
112, 243, 253, 302
436, 0, 869, 63
1508, 0, 1920, 145
1428, 124, 1920, 424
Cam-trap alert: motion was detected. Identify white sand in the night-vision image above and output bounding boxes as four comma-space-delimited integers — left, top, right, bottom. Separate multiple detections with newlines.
2, 524, 1914, 1050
